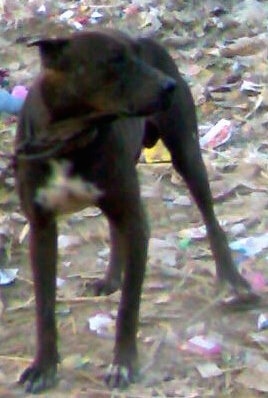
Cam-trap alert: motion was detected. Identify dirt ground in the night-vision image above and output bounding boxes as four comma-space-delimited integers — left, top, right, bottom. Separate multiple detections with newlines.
1, 1, 268, 397
0, 162, 268, 398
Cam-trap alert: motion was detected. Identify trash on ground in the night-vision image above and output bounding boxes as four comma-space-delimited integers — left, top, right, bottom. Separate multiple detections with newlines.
243, 271, 266, 292
199, 119, 233, 149
56, 277, 66, 288
230, 233, 268, 257
0, 88, 25, 114
58, 234, 82, 249
0, 268, 18, 285
257, 313, 268, 331
195, 362, 223, 378
179, 335, 222, 357
88, 313, 114, 338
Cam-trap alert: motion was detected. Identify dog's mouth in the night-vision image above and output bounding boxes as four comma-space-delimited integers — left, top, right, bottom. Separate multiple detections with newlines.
127, 77, 176, 116
127, 96, 173, 117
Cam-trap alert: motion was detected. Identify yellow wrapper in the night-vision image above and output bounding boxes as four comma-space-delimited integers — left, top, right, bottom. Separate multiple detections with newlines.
143, 141, 171, 163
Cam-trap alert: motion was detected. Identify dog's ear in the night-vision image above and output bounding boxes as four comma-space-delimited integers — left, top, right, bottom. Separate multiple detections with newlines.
28, 38, 70, 68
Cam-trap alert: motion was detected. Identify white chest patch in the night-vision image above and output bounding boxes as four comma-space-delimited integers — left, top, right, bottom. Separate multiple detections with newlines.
35, 160, 102, 214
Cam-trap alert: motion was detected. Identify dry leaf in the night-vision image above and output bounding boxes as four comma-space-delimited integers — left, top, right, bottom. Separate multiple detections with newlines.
220, 35, 267, 58
236, 369, 268, 392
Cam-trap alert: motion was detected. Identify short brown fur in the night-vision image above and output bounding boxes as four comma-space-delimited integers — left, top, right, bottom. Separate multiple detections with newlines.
15, 28, 250, 393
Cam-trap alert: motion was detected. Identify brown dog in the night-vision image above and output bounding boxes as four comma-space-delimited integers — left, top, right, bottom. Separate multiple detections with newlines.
14, 28, 250, 393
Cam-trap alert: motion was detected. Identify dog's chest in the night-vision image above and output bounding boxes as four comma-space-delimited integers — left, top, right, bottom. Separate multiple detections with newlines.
35, 160, 102, 214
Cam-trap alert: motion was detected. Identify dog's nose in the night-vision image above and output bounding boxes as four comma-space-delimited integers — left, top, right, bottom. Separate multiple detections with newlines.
161, 78, 176, 94
159, 78, 176, 110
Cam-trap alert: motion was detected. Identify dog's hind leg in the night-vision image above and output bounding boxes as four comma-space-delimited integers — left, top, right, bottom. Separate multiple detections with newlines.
92, 221, 125, 295
157, 79, 251, 293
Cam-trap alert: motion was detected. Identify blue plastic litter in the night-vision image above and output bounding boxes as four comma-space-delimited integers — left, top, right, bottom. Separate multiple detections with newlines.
0, 88, 24, 114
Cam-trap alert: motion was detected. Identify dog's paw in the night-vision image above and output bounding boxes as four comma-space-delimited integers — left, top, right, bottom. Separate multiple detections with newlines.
19, 364, 57, 393
217, 268, 263, 308
105, 364, 138, 389
88, 278, 121, 296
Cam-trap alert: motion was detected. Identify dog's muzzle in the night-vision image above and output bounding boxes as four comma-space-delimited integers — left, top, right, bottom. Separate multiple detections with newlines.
158, 77, 176, 110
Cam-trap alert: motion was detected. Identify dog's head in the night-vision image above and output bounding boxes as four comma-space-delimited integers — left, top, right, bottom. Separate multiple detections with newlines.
29, 29, 176, 119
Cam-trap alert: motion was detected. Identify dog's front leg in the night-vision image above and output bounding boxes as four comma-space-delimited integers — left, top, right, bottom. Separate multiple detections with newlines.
19, 214, 58, 393
98, 164, 149, 388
